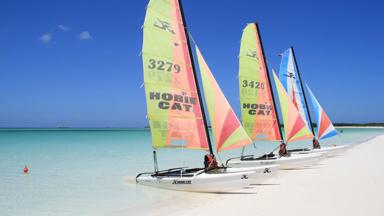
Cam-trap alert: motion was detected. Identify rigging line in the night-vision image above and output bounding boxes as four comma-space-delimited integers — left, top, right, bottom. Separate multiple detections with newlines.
216, 152, 224, 167
180, 143, 184, 178
187, 31, 197, 46
251, 141, 258, 156
269, 144, 280, 154
252, 142, 257, 150
153, 149, 159, 174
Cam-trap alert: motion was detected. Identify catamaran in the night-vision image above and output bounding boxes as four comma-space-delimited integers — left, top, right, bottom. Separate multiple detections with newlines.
298, 84, 348, 156
135, 0, 275, 193
226, 23, 322, 170
278, 47, 348, 156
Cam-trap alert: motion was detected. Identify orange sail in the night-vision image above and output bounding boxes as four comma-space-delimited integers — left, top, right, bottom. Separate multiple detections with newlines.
272, 71, 313, 143
238, 23, 281, 141
196, 46, 252, 152
142, 0, 209, 149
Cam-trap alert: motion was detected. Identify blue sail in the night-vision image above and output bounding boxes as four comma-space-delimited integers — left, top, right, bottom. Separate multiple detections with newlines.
278, 48, 312, 132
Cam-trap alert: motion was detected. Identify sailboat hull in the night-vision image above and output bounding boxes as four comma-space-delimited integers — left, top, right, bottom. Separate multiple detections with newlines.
290, 145, 349, 157
135, 165, 277, 192
226, 153, 323, 170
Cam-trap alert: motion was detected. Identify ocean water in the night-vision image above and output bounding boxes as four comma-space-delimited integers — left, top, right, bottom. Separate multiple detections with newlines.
0, 127, 383, 216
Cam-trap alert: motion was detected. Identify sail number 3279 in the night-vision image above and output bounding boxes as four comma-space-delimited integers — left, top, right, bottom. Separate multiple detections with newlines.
242, 80, 265, 89
148, 59, 181, 73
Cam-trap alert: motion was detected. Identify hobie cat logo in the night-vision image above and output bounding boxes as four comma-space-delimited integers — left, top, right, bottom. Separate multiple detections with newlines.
242, 103, 273, 116
241, 174, 248, 179
246, 50, 259, 60
154, 18, 175, 35
284, 72, 296, 79
263, 168, 271, 173
149, 91, 196, 112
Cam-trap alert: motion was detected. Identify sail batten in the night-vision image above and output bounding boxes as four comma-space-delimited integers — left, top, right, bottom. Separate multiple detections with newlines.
238, 23, 281, 141
142, 0, 209, 150
196, 46, 252, 152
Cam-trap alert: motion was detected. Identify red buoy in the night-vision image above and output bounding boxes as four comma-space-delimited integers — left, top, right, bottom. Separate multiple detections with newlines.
23, 165, 29, 174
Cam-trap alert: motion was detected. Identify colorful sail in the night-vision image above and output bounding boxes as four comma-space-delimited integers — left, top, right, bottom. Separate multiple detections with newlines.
272, 71, 313, 142
196, 46, 252, 152
142, 0, 209, 149
278, 48, 312, 131
238, 23, 281, 141
306, 84, 338, 139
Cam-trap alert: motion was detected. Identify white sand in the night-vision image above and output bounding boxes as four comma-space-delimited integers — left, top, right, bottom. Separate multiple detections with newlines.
121, 135, 384, 216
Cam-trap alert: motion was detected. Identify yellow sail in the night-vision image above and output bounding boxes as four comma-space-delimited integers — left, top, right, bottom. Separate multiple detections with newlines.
239, 23, 281, 141
142, 0, 209, 149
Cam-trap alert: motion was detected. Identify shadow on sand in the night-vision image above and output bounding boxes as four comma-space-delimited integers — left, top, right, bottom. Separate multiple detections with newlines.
249, 183, 280, 186
280, 166, 321, 171
211, 191, 257, 195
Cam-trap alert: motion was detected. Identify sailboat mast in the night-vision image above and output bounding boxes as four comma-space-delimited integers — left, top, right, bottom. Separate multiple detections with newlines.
179, 0, 214, 155
255, 22, 284, 141
290, 46, 316, 136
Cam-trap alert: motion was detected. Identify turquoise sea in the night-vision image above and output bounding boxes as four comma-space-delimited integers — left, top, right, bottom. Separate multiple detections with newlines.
0, 127, 383, 216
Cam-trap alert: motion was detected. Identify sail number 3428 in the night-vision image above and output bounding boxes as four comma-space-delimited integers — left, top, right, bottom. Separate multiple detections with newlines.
148, 59, 181, 73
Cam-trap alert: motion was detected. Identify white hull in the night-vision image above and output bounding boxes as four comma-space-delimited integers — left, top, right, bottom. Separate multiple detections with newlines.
227, 153, 323, 170
290, 145, 349, 157
135, 165, 277, 193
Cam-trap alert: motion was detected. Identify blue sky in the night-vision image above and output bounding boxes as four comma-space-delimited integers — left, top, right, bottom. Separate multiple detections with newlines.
0, 0, 383, 127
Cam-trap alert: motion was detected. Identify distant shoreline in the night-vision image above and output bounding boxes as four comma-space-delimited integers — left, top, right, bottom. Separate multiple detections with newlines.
0, 127, 151, 132
0, 125, 383, 131
333, 123, 384, 127
336, 126, 384, 128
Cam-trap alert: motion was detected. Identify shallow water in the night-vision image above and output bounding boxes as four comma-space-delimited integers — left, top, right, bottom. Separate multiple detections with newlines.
0, 127, 383, 216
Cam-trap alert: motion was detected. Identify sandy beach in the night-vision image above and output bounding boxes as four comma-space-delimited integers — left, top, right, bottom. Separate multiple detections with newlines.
122, 135, 384, 216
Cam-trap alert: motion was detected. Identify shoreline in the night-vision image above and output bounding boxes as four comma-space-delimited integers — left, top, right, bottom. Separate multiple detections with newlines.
0, 126, 383, 131
120, 135, 384, 216
336, 126, 384, 128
